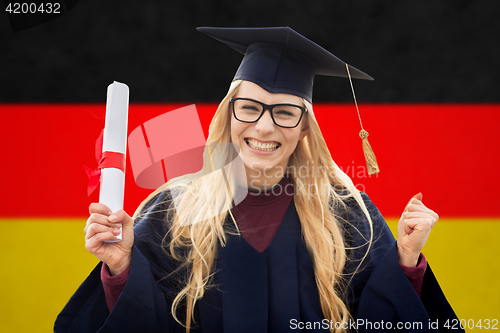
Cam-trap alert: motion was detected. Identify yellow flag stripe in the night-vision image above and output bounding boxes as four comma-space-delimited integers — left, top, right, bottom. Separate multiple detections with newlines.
0, 219, 498, 332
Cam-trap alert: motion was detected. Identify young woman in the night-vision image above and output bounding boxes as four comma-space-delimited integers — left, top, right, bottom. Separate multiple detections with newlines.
55, 27, 461, 333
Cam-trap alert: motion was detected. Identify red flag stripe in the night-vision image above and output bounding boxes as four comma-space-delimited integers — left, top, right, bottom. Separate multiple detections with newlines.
0, 103, 498, 218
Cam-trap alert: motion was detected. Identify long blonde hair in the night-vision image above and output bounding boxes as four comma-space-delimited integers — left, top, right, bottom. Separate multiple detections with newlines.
134, 80, 374, 332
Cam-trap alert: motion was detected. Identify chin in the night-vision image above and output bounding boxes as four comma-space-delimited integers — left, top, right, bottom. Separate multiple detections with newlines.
243, 156, 286, 174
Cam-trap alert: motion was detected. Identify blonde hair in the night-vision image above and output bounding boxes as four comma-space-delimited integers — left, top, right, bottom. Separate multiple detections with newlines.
134, 80, 374, 332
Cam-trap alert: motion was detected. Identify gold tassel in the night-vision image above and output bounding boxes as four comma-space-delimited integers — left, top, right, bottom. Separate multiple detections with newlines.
345, 63, 380, 175
359, 129, 379, 175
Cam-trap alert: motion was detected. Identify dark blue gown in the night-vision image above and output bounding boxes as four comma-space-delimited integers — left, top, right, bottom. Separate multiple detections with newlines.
55, 190, 462, 332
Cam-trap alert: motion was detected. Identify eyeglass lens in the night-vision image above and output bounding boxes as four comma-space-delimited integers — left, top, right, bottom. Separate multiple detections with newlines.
233, 99, 302, 127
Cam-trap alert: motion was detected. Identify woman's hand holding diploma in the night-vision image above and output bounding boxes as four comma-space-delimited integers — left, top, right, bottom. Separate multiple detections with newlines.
397, 192, 439, 267
84, 203, 134, 276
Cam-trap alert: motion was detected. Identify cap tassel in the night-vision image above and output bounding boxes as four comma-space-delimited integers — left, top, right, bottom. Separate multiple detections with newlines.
359, 129, 379, 175
346, 64, 380, 175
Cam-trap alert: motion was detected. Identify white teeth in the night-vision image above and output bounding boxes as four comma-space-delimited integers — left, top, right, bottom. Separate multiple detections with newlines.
246, 139, 280, 151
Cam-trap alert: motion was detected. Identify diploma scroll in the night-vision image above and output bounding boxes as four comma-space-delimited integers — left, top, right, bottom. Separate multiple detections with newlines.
100, 81, 129, 242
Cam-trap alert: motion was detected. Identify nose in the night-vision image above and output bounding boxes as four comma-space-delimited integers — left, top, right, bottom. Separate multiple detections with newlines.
254, 108, 275, 134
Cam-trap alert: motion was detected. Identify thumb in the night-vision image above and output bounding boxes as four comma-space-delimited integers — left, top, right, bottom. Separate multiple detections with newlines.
403, 192, 423, 213
413, 192, 423, 202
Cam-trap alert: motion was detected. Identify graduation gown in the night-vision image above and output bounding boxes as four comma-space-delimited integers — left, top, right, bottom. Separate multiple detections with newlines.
55, 190, 462, 332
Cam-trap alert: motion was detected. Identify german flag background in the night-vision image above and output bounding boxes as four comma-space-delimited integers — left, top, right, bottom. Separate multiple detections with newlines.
1, 0, 499, 331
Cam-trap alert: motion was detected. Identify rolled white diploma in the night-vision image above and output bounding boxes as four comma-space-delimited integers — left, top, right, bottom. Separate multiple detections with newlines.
100, 81, 129, 242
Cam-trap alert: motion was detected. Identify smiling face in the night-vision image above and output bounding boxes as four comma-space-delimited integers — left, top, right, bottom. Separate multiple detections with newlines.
230, 81, 309, 188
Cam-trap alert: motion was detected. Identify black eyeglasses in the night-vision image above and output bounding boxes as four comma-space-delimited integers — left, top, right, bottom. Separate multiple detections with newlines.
230, 98, 307, 128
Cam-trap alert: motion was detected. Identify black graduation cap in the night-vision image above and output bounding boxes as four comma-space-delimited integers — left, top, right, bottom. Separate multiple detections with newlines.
197, 26, 380, 175
196, 26, 373, 103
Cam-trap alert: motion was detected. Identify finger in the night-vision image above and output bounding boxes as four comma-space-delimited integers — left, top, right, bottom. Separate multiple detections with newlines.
406, 203, 430, 213
403, 206, 439, 221
405, 205, 439, 221
402, 211, 439, 225
108, 210, 134, 228
402, 211, 429, 219
404, 217, 435, 232
85, 213, 121, 234
85, 232, 119, 252
89, 203, 113, 216
85, 223, 122, 240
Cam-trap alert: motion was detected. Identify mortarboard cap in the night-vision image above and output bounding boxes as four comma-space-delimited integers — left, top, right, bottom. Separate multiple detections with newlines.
196, 26, 373, 103
198, 26, 380, 175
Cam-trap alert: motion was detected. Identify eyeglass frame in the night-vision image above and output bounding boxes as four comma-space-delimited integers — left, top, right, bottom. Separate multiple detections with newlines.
230, 97, 308, 129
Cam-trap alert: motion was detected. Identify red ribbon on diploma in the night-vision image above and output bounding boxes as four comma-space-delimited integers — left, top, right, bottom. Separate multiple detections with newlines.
83, 130, 126, 196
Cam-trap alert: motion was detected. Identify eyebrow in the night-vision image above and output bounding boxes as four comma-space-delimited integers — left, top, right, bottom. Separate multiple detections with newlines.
236, 97, 305, 106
